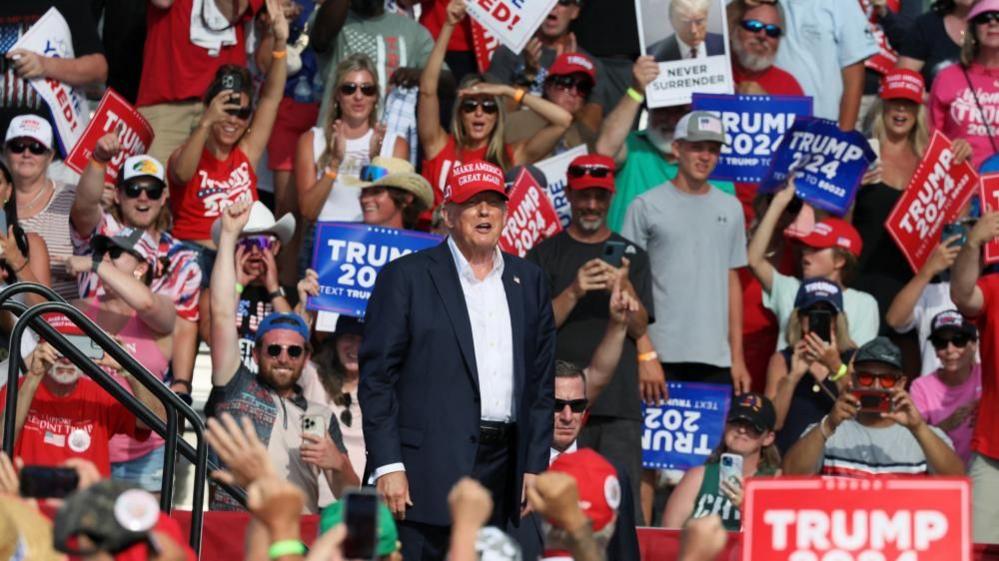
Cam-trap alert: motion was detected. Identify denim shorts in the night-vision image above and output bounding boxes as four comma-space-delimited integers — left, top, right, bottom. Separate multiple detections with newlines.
111, 445, 166, 492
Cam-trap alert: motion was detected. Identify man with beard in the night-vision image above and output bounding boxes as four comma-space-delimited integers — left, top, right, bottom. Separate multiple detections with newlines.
206, 200, 358, 512
526, 153, 653, 520
594, 58, 735, 232
727, 0, 802, 95
70, 134, 202, 407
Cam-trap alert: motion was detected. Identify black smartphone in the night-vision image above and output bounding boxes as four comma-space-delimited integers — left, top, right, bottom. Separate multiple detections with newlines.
942, 222, 968, 248
853, 388, 893, 414
64, 334, 105, 360
807, 309, 832, 343
601, 240, 626, 267
227, 92, 241, 105
342, 489, 379, 560
19, 465, 79, 499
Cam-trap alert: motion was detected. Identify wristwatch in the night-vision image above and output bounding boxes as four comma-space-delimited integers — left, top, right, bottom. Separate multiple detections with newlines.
268, 287, 286, 301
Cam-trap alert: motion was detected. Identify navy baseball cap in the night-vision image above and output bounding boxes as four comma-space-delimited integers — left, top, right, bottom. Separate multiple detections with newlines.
793, 278, 844, 313
727, 392, 776, 433
254, 312, 310, 345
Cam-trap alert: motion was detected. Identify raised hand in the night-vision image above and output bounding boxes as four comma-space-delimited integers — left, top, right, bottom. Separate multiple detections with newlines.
445, 0, 467, 25
221, 199, 253, 236
206, 413, 276, 488
632, 56, 660, 91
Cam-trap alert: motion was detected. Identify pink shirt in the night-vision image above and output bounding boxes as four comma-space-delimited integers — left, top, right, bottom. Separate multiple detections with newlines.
910, 364, 982, 466
928, 63, 999, 170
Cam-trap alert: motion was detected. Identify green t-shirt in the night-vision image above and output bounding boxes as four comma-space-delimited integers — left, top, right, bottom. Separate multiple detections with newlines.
608, 132, 735, 233
692, 460, 777, 532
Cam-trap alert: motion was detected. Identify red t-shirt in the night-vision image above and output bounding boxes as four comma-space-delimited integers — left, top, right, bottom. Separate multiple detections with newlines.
0, 378, 149, 476
169, 147, 259, 241
419, 0, 473, 51
973, 274, 999, 459
421, 137, 513, 210
136, 0, 263, 107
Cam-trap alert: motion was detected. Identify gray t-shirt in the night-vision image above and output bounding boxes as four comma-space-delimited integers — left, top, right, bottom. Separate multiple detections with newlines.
621, 182, 746, 366
807, 419, 955, 476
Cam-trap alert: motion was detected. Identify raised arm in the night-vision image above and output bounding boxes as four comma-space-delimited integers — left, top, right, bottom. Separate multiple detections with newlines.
887, 388, 965, 475
241, 0, 289, 165
885, 241, 959, 330
583, 277, 637, 404
310, 0, 350, 54
210, 200, 254, 386
295, 127, 343, 222
0, 343, 54, 440
594, 56, 659, 163
838, 61, 865, 131
65, 255, 176, 335
418, 0, 464, 159
783, 389, 859, 475
748, 183, 795, 292
71, 133, 120, 237
122, 368, 168, 428
951, 213, 999, 317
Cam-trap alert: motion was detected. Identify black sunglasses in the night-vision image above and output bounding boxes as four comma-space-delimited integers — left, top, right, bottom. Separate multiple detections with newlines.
460, 98, 499, 114
930, 334, 974, 350
339, 82, 378, 97
340, 393, 353, 427
265, 344, 305, 358
106, 246, 141, 261
568, 165, 612, 178
121, 182, 165, 200
6, 140, 48, 155
554, 398, 588, 413
973, 11, 999, 25
224, 106, 253, 120
547, 74, 593, 96
741, 19, 783, 38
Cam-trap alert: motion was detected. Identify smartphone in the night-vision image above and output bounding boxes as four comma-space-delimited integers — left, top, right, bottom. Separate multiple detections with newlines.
942, 222, 968, 248
227, 92, 241, 105
342, 489, 379, 560
853, 388, 893, 414
64, 334, 105, 361
601, 240, 626, 267
19, 465, 79, 499
807, 309, 832, 343
302, 414, 326, 439
719, 453, 743, 489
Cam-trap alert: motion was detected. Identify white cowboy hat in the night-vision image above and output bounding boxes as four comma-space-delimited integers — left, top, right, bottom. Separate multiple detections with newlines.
211, 200, 296, 246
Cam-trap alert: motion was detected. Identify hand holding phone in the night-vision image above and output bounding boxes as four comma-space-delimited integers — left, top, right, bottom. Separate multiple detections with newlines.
342, 489, 379, 560
852, 388, 893, 414
600, 240, 626, 268
807, 309, 832, 343
719, 453, 743, 488
19, 465, 79, 499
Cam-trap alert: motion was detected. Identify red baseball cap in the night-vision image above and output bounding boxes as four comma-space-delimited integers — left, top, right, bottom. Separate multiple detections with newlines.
567, 154, 616, 192
444, 160, 508, 204
548, 53, 597, 82
879, 69, 924, 104
792, 218, 863, 258
547, 449, 620, 532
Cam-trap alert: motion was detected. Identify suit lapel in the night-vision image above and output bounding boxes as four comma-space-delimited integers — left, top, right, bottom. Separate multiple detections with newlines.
427, 242, 479, 385
502, 258, 526, 402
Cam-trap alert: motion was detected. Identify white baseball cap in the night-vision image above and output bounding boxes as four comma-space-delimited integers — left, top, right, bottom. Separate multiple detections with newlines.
121, 155, 166, 184
5, 114, 53, 151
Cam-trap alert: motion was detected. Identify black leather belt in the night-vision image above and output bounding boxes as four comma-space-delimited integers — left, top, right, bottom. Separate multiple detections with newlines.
478, 420, 515, 445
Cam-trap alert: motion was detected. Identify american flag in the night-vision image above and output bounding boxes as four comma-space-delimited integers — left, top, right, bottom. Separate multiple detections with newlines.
0, 24, 19, 54
0, 23, 40, 109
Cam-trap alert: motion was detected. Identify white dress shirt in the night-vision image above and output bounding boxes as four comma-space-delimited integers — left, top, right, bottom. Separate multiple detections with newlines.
677, 35, 708, 60
550, 439, 578, 465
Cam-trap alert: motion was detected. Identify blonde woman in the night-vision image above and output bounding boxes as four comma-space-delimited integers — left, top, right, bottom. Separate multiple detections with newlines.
418, 0, 572, 213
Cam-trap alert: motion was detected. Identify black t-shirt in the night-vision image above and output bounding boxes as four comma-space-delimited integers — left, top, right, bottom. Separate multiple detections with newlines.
0, 1, 104, 136
774, 348, 855, 455
236, 284, 277, 374
570, 2, 639, 59
899, 10, 962, 88
526, 231, 654, 420
852, 183, 914, 325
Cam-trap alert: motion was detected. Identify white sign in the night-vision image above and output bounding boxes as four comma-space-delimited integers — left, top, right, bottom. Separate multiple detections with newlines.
534, 145, 588, 228
465, 0, 559, 54
12, 8, 91, 156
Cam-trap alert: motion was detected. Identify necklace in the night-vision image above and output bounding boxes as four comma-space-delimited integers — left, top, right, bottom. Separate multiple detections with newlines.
16, 180, 52, 215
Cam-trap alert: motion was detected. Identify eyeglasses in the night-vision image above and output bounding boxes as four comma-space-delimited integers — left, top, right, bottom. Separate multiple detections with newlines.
460, 98, 499, 114
568, 165, 612, 178
855, 371, 900, 389
339, 82, 378, 97
554, 398, 588, 413
340, 392, 353, 427
930, 334, 973, 350
6, 140, 48, 155
121, 182, 165, 200
224, 106, 253, 120
237, 235, 277, 253
265, 344, 305, 359
973, 11, 999, 25
106, 246, 140, 261
547, 74, 593, 97
740, 19, 783, 38
359, 164, 390, 182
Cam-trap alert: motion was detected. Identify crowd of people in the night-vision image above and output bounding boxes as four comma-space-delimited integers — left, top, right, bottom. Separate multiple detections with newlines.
3, 0, 999, 558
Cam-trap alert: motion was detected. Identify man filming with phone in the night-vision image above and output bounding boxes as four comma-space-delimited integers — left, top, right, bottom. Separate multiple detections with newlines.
782, 337, 964, 477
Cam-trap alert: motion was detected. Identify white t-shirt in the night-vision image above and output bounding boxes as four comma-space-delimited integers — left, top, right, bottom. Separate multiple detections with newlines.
892, 281, 977, 377
311, 126, 374, 222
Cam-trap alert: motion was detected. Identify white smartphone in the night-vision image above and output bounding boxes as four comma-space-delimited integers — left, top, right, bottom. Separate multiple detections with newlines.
301, 414, 326, 439
719, 453, 744, 488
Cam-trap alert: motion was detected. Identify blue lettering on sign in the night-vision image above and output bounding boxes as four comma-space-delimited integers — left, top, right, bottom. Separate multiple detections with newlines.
642, 382, 732, 471
692, 93, 813, 183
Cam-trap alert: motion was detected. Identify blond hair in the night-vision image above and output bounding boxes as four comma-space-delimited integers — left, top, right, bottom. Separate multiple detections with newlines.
318, 54, 381, 172
869, 98, 930, 157
450, 74, 509, 170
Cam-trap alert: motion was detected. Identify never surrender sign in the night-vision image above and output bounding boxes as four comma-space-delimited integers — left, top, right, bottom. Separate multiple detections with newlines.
499, 168, 561, 257
641, 382, 730, 471
887, 132, 978, 272
65, 89, 155, 185
309, 223, 441, 317
692, 93, 813, 183
761, 117, 875, 216
743, 477, 971, 561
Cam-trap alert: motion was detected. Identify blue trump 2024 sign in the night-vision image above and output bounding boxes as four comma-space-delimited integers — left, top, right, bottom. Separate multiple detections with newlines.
309, 223, 442, 317
692, 93, 813, 183
760, 117, 876, 216
641, 382, 732, 471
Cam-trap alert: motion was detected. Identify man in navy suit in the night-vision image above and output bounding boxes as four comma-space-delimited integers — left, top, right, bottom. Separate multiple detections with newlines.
647, 0, 725, 62
359, 160, 556, 561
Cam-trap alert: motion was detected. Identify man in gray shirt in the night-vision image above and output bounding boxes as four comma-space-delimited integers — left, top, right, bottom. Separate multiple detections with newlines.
621, 110, 750, 392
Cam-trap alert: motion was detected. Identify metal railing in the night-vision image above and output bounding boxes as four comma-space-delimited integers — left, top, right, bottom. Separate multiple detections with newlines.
0, 283, 247, 554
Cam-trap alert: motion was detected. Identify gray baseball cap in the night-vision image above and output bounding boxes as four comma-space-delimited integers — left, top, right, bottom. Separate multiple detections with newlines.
854, 336, 903, 370
673, 111, 727, 144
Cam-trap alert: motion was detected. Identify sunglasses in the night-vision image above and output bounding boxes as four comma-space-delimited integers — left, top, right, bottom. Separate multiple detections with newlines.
237, 234, 277, 253
340, 392, 353, 427
460, 98, 499, 114
855, 371, 900, 389
930, 334, 973, 350
265, 344, 304, 359
121, 182, 165, 200
106, 246, 141, 261
554, 398, 588, 413
6, 140, 48, 155
973, 11, 999, 25
740, 19, 783, 38
556, 0, 579, 5
339, 82, 378, 97
359, 164, 390, 182
547, 74, 593, 96
568, 165, 612, 178
224, 106, 253, 120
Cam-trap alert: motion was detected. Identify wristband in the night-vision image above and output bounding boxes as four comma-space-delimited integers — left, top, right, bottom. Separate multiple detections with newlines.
235, 283, 245, 295
323, 167, 338, 180
272, 50, 288, 60
513, 87, 526, 105
267, 540, 306, 559
626, 87, 645, 103
268, 287, 286, 301
819, 414, 834, 440
830, 363, 849, 382
637, 351, 659, 363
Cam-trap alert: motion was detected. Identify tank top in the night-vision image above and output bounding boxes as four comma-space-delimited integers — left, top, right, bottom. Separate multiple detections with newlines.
77, 298, 170, 463
421, 136, 510, 210
169, 147, 259, 241
311, 126, 373, 222
692, 460, 777, 531
19, 181, 77, 300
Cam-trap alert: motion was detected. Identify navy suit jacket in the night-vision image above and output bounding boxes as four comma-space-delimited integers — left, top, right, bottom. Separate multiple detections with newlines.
359, 241, 556, 526
647, 32, 725, 62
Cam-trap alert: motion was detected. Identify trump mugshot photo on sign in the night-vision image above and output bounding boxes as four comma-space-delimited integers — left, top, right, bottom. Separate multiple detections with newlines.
635, 0, 734, 108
